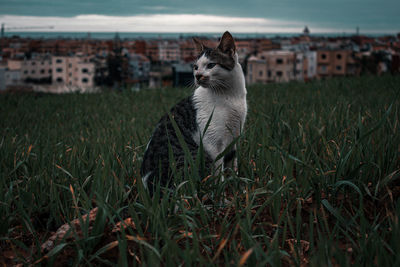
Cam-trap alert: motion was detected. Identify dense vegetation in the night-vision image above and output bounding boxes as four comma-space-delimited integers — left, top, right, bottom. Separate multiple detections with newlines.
1, 76, 399, 266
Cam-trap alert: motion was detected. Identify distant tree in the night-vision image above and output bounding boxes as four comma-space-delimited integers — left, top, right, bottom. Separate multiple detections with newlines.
104, 33, 129, 89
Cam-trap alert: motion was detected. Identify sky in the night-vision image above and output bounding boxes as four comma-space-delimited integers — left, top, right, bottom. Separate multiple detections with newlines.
0, 0, 399, 34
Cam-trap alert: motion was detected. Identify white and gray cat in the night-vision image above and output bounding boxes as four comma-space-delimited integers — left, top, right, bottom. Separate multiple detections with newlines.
140, 31, 247, 195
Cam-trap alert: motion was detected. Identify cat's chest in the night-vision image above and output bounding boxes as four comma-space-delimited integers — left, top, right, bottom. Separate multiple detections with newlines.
196, 99, 237, 130
193, 90, 245, 151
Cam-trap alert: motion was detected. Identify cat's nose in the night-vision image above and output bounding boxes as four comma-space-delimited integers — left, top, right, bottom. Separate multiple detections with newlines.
195, 74, 203, 81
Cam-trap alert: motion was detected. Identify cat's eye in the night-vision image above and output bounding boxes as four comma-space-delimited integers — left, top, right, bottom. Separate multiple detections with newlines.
193, 64, 198, 70
206, 63, 217, 69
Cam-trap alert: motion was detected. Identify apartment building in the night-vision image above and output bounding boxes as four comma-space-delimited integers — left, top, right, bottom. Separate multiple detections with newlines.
7, 59, 22, 70
21, 56, 52, 82
255, 39, 279, 53
247, 55, 268, 84
146, 41, 160, 62
235, 39, 254, 62
294, 52, 305, 81
317, 50, 352, 78
247, 50, 296, 84
159, 41, 180, 62
180, 41, 197, 63
303, 51, 317, 81
4, 69, 22, 88
0, 66, 22, 90
127, 53, 151, 82
52, 56, 95, 88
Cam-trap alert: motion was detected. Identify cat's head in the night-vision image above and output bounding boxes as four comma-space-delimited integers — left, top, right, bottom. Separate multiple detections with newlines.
192, 31, 237, 91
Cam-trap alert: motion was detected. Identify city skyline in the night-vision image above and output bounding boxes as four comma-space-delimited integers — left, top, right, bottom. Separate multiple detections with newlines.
0, 0, 399, 34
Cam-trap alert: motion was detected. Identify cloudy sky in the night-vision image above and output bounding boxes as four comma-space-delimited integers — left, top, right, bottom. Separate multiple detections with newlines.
0, 0, 399, 33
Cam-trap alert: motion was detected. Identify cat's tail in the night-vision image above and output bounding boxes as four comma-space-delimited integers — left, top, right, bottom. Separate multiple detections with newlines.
141, 171, 153, 190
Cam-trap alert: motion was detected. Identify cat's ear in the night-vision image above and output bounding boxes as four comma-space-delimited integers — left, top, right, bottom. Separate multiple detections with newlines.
217, 31, 236, 56
193, 37, 205, 53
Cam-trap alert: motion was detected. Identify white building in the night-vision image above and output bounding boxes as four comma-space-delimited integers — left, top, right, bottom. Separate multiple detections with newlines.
294, 52, 305, 81
293, 51, 317, 81
5, 69, 22, 87
52, 56, 95, 89
304, 51, 317, 80
158, 41, 180, 62
21, 56, 52, 82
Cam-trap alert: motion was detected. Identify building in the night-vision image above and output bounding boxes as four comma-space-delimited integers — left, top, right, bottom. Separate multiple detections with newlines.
294, 52, 305, 81
317, 49, 354, 78
52, 56, 95, 88
5, 69, 22, 87
247, 50, 296, 84
247, 55, 267, 84
149, 65, 173, 88
235, 39, 254, 62
254, 39, 279, 53
21, 56, 52, 83
303, 51, 317, 81
180, 41, 197, 63
7, 59, 22, 70
159, 41, 180, 63
127, 53, 151, 86
146, 41, 160, 62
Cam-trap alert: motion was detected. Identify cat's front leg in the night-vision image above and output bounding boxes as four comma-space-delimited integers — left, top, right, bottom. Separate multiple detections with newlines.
223, 144, 237, 173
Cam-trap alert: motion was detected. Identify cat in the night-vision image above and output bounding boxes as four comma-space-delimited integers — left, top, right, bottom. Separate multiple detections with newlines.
140, 31, 247, 196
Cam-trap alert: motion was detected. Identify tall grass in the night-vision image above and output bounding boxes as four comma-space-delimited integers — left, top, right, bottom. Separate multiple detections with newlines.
0, 75, 399, 266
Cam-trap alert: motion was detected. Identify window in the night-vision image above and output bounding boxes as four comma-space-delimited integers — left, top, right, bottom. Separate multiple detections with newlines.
336, 54, 342, 60
31, 62, 36, 66
56, 77, 63, 82
69, 64, 72, 68
276, 58, 283, 64
24, 70, 28, 74
69, 73, 72, 77
49, 69, 52, 73
321, 66, 327, 72
336, 65, 342, 71
259, 71, 263, 77
321, 54, 327, 59
267, 70, 271, 78
56, 59, 63, 63
276, 71, 283, 77
82, 68, 88, 73
31, 70, 35, 74
82, 78, 88, 83
40, 69, 45, 74
56, 68, 63, 73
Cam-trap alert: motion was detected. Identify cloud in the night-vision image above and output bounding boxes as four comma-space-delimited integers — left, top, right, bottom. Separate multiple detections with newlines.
0, 14, 344, 33
141, 6, 171, 11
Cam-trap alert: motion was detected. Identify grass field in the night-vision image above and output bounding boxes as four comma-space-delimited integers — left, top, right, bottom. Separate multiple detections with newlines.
1, 75, 400, 266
